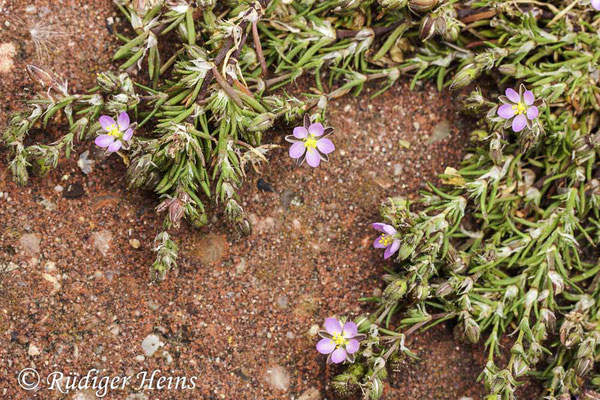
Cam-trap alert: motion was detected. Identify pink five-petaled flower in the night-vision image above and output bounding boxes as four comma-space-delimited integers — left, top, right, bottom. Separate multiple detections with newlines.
285, 114, 334, 168
316, 318, 365, 364
95, 112, 134, 153
593, 0, 600, 10
373, 223, 401, 259
497, 85, 540, 133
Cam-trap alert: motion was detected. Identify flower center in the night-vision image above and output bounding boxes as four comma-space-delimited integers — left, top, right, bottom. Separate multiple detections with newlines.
107, 124, 122, 139
512, 102, 527, 115
305, 136, 318, 151
331, 332, 348, 349
378, 234, 393, 246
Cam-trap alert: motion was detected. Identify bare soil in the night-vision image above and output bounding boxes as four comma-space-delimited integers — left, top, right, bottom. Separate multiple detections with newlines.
0, 1, 542, 399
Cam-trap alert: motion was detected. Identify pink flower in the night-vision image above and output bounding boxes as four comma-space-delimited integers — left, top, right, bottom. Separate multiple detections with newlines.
316, 317, 365, 364
285, 115, 335, 168
95, 112, 134, 153
593, 0, 600, 10
372, 223, 401, 259
496, 85, 540, 133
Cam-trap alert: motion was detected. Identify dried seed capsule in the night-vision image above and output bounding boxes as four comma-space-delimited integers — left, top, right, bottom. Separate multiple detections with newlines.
419, 15, 437, 41
409, 0, 439, 12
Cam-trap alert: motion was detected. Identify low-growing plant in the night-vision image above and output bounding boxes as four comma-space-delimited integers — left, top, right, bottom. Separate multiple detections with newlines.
311, 1, 600, 400
2, 0, 600, 398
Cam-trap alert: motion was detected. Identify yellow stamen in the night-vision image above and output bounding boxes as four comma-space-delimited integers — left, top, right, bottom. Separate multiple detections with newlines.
330, 332, 349, 349
511, 102, 527, 115
378, 234, 393, 246
305, 136, 318, 150
107, 124, 122, 139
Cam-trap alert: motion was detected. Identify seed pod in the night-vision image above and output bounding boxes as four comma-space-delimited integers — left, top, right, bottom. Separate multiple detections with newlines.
464, 317, 480, 343
409, 0, 439, 13
419, 15, 437, 41
383, 279, 407, 303
435, 281, 453, 297
576, 356, 594, 377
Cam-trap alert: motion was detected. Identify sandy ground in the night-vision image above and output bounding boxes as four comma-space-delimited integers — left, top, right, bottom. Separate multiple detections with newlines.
0, 1, 542, 399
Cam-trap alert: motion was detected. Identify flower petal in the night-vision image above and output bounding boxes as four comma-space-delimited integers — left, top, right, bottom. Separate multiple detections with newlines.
346, 339, 360, 354
593, 0, 600, 10
373, 237, 387, 249
342, 322, 358, 338
117, 112, 130, 131
324, 318, 342, 335
512, 114, 527, 132
122, 128, 134, 141
316, 138, 335, 154
99, 116, 117, 131
383, 225, 396, 235
305, 148, 321, 167
505, 88, 520, 103
95, 134, 115, 148
316, 338, 336, 354
497, 104, 516, 119
523, 91, 535, 105
330, 348, 347, 364
384, 239, 400, 259
308, 123, 325, 137
372, 223, 387, 232
527, 106, 539, 120
289, 141, 306, 159
293, 126, 308, 139
107, 140, 122, 153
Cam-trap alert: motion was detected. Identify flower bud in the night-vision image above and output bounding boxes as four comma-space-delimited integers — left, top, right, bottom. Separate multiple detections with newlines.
498, 64, 517, 76
449, 64, 479, 90
249, 113, 275, 132
383, 279, 407, 303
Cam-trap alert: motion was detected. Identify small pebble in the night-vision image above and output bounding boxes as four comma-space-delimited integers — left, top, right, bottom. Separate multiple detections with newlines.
129, 238, 141, 249
28, 343, 40, 356
264, 365, 290, 392
19, 233, 41, 256
92, 230, 113, 257
298, 387, 321, 400
63, 182, 85, 199
276, 295, 289, 309
141, 334, 164, 357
